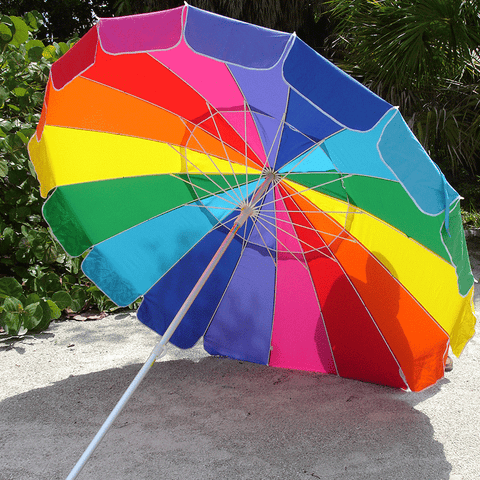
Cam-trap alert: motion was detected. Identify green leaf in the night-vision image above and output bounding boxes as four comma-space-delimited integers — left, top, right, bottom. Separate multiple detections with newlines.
10, 16, 29, 46
62, 275, 77, 286
0, 160, 8, 177
0, 310, 22, 335
25, 293, 40, 306
13, 87, 27, 97
24, 12, 38, 31
24, 11, 43, 31
23, 302, 44, 330
2, 296, 23, 312
70, 287, 87, 312
27, 159, 37, 177
0, 296, 25, 335
0, 277, 24, 302
52, 291, 72, 310
28, 45, 44, 62
26, 39, 45, 62
42, 45, 56, 60
56, 42, 69, 56
0, 86, 9, 102
0, 229, 16, 255
16, 131, 29, 144
0, 120, 14, 133
25, 39, 44, 50
0, 22, 13, 43
31, 299, 53, 332
47, 299, 61, 320
35, 271, 62, 295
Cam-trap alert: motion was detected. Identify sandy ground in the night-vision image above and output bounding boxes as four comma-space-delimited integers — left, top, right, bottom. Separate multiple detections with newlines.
1, 239, 480, 480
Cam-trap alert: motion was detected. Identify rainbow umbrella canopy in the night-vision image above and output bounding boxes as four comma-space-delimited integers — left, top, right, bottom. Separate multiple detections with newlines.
29, 5, 476, 393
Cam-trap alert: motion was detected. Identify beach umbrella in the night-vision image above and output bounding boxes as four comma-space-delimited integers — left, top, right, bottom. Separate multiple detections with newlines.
28, 4, 476, 477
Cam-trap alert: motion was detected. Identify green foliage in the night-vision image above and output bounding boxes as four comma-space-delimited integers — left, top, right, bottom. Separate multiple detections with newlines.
0, 12, 135, 338
2, 1, 117, 42
457, 173, 480, 228
0, 277, 61, 335
114, 0, 325, 35
462, 209, 480, 229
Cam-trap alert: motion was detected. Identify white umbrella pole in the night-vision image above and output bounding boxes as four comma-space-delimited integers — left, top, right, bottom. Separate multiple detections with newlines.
64, 183, 270, 480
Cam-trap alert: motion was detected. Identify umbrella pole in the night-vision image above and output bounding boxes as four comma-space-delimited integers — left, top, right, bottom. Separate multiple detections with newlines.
65, 186, 269, 479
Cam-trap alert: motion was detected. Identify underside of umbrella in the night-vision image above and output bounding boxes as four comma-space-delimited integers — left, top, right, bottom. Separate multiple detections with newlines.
29, 4, 476, 391
28, 5, 476, 477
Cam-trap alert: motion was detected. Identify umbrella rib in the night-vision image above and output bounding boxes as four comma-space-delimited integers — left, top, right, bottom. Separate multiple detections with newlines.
202, 209, 262, 336
272, 193, 340, 375
285, 189, 406, 382
262, 180, 359, 252
205, 103, 246, 203
167, 172, 241, 209
224, 62, 269, 197
275, 141, 320, 178
277, 125, 347, 177
320, 235, 406, 384
260, 207, 357, 216
269, 104, 289, 171
254, 202, 361, 254
74, 75, 266, 177
289, 173, 353, 189
146, 51, 266, 170
253, 222, 277, 267
259, 174, 354, 212
276, 214, 356, 249
254, 195, 358, 247
166, 146, 245, 208
275, 182, 358, 250
244, 98, 249, 199
271, 87, 292, 172
241, 100, 274, 198
256, 212, 346, 259
254, 211, 332, 271
183, 203, 242, 212
178, 118, 246, 205
167, 170, 240, 203
249, 215, 278, 268
257, 181, 359, 249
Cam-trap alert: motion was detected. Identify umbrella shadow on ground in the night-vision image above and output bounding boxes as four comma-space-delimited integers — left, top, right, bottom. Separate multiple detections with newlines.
1, 356, 451, 480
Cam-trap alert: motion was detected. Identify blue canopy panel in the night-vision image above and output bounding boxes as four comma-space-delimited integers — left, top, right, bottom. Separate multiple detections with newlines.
274, 124, 318, 172
378, 110, 459, 217
319, 108, 398, 180
279, 145, 335, 174
138, 215, 242, 348
226, 43, 290, 168
185, 6, 291, 69
203, 191, 277, 365
283, 38, 392, 132
284, 90, 342, 145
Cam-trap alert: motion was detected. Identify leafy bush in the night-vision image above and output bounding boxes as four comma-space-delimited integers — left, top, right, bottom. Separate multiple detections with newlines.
0, 12, 129, 337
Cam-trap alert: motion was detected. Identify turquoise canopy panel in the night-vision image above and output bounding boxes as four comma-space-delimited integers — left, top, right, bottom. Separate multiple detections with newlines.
379, 111, 459, 216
